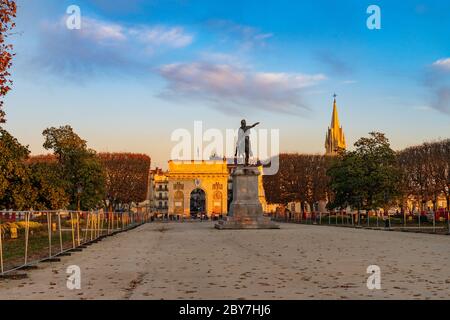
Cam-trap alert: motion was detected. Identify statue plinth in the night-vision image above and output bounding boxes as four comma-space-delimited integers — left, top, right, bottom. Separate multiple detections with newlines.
215, 166, 279, 230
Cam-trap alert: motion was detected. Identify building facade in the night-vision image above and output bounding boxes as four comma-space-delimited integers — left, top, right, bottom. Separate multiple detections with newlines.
149, 168, 169, 215
167, 160, 229, 217
405, 195, 448, 213
148, 160, 269, 218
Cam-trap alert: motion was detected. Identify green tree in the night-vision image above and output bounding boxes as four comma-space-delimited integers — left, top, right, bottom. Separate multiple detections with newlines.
0, 128, 34, 209
42, 125, 105, 210
27, 156, 69, 210
328, 132, 402, 213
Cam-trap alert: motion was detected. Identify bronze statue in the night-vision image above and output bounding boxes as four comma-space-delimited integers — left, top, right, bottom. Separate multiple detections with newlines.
235, 119, 260, 166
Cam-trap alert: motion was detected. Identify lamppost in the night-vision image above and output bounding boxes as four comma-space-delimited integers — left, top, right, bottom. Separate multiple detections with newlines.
77, 184, 83, 211
356, 195, 362, 227
446, 186, 450, 233
384, 190, 390, 229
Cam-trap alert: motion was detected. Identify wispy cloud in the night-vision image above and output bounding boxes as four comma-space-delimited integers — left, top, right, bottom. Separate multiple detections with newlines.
431, 87, 450, 114
32, 16, 193, 80
341, 80, 357, 85
432, 58, 450, 71
199, 52, 244, 65
130, 25, 193, 49
206, 19, 273, 50
90, 0, 145, 14
158, 61, 326, 114
79, 17, 127, 42
423, 57, 450, 115
413, 105, 433, 111
315, 50, 353, 76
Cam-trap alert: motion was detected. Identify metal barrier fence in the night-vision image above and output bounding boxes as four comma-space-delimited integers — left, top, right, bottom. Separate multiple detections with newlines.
274, 211, 450, 235
0, 210, 151, 275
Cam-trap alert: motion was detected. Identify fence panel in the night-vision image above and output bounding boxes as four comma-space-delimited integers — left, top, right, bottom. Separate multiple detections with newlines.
271, 209, 449, 235
0, 210, 150, 275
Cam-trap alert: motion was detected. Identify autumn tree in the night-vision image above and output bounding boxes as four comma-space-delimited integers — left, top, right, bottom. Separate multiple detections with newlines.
263, 154, 330, 211
433, 140, 450, 210
0, 0, 17, 123
398, 145, 430, 211
98, 153, 151, 210
263, 154, 302, 206
398, 139, 450, 211
262, 157, 283, 205
43, 125, 105, 210
308, 155, 332, 207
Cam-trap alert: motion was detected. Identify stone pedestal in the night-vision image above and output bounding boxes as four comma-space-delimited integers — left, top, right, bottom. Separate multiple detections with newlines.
215, 166, 279, 230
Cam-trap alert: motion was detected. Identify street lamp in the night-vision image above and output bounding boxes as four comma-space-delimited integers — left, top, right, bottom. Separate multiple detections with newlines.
384, 190, 390, 229
77, 184, 83, 211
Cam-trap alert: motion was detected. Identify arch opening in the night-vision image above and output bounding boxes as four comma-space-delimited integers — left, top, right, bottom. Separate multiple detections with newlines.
190, 188, 206, 218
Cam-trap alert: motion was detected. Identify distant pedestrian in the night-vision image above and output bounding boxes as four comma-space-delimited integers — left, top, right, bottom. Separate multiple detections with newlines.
384, 215, 390, 228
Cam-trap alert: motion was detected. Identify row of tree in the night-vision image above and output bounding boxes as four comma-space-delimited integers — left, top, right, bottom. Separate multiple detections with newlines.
263, 154, 330, 212
398, 140, 450, 211
263, 132, 450, 213
0, 125, 151, 211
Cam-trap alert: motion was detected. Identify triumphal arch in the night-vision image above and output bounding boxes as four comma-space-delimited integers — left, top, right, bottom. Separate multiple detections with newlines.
167, 160, 229, 218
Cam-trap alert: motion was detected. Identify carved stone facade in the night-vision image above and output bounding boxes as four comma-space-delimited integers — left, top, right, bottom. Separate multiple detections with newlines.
167, 160, 229, 217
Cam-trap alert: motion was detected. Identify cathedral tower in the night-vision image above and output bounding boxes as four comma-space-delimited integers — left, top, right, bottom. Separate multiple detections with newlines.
325, 95, 346, 155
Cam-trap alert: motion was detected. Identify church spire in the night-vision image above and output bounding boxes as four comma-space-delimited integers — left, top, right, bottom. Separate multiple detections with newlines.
325, 94, 346, 156
331, 94, 340, 130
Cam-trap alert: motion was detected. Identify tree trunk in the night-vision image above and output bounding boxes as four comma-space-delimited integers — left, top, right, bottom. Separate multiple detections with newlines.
446, 195, 450, 212
433, 197, 437, 212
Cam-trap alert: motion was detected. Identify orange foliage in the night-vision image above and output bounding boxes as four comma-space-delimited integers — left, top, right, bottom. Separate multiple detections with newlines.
0, 0, 17, 123
26, 154, 58, 164
98, 153, 151, 208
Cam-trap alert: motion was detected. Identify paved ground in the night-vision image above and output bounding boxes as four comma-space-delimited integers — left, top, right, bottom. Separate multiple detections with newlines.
0, 222, 449, 300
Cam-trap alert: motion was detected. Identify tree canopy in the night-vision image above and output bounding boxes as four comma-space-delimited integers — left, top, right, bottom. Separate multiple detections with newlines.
398, 139, 450, 211
0, 128, 33, 209
27, 156, 69, 210
327, 132, 402, 211
263, 154, 331, 208
43, 125, 105, 210
99, 153, 151, 210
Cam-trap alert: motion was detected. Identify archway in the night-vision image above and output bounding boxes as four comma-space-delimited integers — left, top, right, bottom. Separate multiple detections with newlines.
190, 188, 206, 218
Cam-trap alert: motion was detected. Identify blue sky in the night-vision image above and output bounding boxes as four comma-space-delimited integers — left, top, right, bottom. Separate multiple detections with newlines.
4, 0, 450, 168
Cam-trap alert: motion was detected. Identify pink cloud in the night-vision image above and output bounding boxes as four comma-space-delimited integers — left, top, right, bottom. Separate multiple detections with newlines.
158, 62, 326, 114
